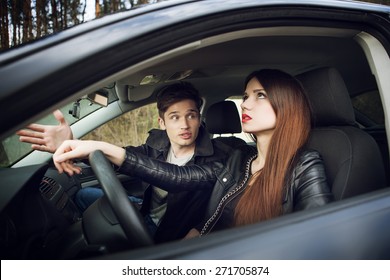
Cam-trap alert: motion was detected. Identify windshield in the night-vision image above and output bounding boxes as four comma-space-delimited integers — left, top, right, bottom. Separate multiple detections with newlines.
0, 97, 109, 167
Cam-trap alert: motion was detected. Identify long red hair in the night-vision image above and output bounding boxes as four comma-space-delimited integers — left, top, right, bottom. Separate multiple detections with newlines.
234, 69, 312, 226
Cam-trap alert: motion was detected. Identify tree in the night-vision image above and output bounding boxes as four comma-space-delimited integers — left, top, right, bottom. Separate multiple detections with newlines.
0, 0, 10, 49
3, 0, 387, 51
1, 1, 169, 50
22, 0, 33, 43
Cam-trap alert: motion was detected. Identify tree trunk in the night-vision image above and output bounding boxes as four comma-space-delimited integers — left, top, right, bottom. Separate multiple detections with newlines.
42, 0, 48, 35
22, 0, 33, 43
36, 0, 43, 38
95, 0, 100, 18
51, 0, 59, 31
0, 0, 10, 49
63, 0, 68, 29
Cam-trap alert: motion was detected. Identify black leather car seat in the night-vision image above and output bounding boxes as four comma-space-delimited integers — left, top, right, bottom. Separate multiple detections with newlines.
296, 67, 387, 200
205, 100, 247, 148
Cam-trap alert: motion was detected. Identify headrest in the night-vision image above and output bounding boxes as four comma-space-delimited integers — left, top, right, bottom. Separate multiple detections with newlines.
205, 100, 242, 134
296, 67, 356, 126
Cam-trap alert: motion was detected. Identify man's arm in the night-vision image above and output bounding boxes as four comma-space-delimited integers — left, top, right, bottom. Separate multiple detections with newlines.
16, 110, 73, 153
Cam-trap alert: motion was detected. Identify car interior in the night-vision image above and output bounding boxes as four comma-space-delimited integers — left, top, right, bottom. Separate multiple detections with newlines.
1, 11, 389, 260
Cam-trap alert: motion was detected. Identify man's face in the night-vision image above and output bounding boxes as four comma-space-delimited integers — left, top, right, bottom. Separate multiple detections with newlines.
159, 99, 201, 154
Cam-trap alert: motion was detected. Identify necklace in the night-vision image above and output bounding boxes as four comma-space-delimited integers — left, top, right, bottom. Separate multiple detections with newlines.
200, 154, 257, 236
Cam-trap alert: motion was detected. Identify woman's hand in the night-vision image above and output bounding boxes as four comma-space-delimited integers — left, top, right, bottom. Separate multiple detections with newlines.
53, 140, 126, 176
17, 110, 73, 153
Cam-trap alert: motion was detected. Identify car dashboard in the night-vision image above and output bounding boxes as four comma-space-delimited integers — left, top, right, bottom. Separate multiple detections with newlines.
0, 162, 98, 259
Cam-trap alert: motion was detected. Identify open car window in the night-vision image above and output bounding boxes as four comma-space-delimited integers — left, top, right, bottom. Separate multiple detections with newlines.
81, 103, 159, 147
352, 90, 385, 128
0, 98, 110, 167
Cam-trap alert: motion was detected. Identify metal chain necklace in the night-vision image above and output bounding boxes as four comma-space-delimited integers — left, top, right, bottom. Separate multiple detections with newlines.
200, 154, 257, 236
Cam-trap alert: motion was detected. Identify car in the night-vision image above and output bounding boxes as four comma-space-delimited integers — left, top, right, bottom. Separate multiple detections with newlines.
0, 0, 389, 260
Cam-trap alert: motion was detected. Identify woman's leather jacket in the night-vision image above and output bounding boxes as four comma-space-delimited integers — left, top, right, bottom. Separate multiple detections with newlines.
118, 143, 334, 235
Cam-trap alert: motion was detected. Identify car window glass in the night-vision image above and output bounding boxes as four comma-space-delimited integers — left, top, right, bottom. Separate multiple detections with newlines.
352, 90, 385, 127
210, 97, 253, 143
0, 98, 108, 168
81, 103, 159, 147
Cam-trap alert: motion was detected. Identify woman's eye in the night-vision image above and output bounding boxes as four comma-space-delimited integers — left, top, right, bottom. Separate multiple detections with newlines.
257, 91, 267, 99
242, 95, 248, 101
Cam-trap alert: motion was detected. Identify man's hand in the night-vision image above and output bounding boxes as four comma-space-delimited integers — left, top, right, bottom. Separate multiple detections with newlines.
17, 110, 73, 153
183, 228, 201, 239
53, 140, 126, 176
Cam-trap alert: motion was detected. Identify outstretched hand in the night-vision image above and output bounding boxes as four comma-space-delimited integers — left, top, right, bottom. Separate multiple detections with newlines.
17, 110, 73, 153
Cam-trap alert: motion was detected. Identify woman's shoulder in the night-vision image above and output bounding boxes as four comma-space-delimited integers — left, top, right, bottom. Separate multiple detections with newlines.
292, 148, 326, 177
296, 149, 323, 163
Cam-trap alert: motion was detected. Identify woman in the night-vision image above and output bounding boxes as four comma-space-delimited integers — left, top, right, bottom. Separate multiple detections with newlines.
53, 69, 333, 237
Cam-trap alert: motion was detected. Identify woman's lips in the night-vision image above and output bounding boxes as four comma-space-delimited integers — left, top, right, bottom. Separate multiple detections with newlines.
242, 114, 252, 123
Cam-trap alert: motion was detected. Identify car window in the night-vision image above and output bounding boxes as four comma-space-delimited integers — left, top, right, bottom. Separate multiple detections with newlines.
0, 98, 109, 168
211, 97, 253, 143
351, 90, 385, 127
81, 103, 159, 147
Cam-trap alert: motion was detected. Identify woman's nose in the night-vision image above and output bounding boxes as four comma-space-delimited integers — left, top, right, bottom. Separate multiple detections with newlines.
241, 98, 252, 110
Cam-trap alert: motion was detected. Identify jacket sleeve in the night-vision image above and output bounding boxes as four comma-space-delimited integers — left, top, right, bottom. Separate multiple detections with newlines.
117, 149, 221, 193
290, 150, 334, 211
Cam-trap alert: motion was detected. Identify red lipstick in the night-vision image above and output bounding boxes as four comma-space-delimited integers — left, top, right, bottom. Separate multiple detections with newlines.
242, 114, 252, 123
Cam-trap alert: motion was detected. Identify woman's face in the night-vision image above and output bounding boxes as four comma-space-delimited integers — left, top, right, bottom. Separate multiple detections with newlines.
241, 77, 276, 137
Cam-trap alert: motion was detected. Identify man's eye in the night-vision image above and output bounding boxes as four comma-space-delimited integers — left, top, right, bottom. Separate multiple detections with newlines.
170, 115, 179, 120
242, 95, 248, 101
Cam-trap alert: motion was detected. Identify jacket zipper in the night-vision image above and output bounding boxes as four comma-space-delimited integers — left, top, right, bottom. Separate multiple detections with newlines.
200, 154, 257, 236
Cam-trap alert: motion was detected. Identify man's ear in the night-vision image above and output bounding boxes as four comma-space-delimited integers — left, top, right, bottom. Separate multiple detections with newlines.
158, 117, 166, 130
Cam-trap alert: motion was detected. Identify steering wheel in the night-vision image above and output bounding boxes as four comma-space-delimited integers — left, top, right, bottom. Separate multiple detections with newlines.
88, 150, 153, 248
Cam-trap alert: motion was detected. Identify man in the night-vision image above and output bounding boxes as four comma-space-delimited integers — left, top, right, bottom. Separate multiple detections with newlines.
17, 82, 231, 243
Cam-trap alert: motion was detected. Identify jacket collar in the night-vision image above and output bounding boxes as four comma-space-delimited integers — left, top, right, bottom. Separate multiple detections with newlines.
145, 124, 214, 158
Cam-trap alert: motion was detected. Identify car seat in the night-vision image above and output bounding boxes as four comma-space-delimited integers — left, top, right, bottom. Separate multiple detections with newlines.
205, 100, 247, 148
296, 67, 387, 200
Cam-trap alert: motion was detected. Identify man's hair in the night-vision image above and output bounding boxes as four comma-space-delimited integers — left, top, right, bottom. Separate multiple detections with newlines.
156, 82, 203, 118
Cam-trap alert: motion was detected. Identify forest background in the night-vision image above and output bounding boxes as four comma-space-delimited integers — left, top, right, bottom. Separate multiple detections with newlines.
1, 0, 390, 51
0, 0, 165, 50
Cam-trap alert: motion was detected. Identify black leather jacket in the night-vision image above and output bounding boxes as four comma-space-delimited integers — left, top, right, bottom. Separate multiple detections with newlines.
119, 143, 333, 236
121, 125, 231, 243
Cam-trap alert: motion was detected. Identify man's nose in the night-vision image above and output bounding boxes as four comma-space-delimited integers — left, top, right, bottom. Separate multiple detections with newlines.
180, 117, 190, 128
